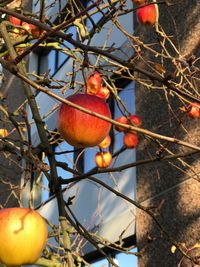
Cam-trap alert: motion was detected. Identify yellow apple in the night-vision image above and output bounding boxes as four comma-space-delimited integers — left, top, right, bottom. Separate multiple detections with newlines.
0, 207, 48, 266
95, 151, 112, 168
98, 135, 111, 149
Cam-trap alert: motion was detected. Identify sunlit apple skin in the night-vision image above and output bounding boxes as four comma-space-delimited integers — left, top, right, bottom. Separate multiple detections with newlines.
95, 151, 112, 168
128, 114, 142, 127
86, 71, 102, 95
96, 86, 110, 100
137, 4, 158, 25
58, 94, 111, 148
98, 135, 111, 149
22, 21, 35, 34
123, 132, 138, 148
9, 16, 21, 26
187, 102, 200, 118
115, 116, 128, 132
0, 208, 48, 266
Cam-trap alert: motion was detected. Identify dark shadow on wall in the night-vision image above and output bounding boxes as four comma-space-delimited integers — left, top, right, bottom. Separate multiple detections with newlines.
135, 1, 200, 266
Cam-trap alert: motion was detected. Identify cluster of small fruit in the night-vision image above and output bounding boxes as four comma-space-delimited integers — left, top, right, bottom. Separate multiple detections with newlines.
8, 15, 42, 38
58, 71, 142, 169
86, 71, 110, 101
85, 71, 142, 167
115, 114, 141, 149
4, 15, 42, 60
133, 0, 158, 26
85, 71, 113, 169
95, 113, 142, 169
58, 71, 113, 169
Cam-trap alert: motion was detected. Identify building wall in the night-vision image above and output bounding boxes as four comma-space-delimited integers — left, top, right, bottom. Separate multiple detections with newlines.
136, 1, 200, 266
0, 0, 32, 207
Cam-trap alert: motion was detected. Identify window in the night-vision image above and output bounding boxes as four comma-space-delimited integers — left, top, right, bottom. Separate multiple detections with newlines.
87, 248, 138, 267
24, 0, 137, 264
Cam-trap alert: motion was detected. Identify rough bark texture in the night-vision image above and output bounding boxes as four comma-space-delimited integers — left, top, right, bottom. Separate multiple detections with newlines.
136, 1, 200, 266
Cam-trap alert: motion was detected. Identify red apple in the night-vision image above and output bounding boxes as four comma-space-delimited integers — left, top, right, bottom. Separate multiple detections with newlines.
95, 151, 112, 168
128, 114, 142, 127
115, 116, 128, 132
0, 207, 48, 266
22, 21, 35, 34
137, 3, 158, 25
31, 26, 43, 38
58, 93, 111, 148
133, 0, 145, 4
86, 71, 102, 95
187, 102, 200, 118
123, 132, 138, 148
98, 135, 111, 149
96, 86, 110, 100
9, 15, 21, 26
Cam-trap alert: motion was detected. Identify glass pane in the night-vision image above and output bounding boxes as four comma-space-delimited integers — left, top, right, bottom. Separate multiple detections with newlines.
48, 50, 57, 75
85, 248, 138, 266
84, 146, 99, 172
86, 0, 105, 31
41, 157, 50, 203
57, 26, 77, 68
116, 248, 138, 267
38, 142, 74, 204
86, 258, 108, 267
55, 141, 74, 180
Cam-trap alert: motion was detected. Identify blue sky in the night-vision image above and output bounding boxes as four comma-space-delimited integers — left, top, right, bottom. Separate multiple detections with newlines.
89, 248, 138, 267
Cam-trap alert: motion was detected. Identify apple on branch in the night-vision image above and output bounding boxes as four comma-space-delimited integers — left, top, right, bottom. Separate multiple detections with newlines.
22, 21, 34, 34
98, 135, 111, 149
31, 25, 43, 38
86, 71, 102, 95
95, 151, 112, 168
21, 21, 42, 38
187, 102, 200, 118
115, 116, 128, 132
0, 207, 48, 266
137, 3, 159, 26
96, 86, 110, 100
128, 114, 142, 127
9, 15, 21, 26
123, 132, 138, 149
115, 114, 142, 132
58, 93, 111, 148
